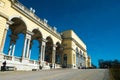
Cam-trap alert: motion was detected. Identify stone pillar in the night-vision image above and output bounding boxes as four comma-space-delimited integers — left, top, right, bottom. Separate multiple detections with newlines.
22, 31, 33, 63
22, 33, 31, 59
8, 34, 17, 57
12, 44, 15, 56
22, 36, 27, 58
28, 49, 31, 59
8, 44, 13, 56
26, 36, 31, 58
11, 44, 16, 61
39, 38, 46, 66
52, 44, 56, 69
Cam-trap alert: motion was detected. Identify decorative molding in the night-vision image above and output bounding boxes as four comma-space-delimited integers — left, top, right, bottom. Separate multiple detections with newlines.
0, 11, 9, 20
7, 20, 14, 25
26, 30, 34, 35
63, 37, 86, 52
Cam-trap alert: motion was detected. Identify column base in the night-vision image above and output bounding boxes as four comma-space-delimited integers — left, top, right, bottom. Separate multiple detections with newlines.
21, 57, 29, 63
67, 64, 77, 69
52, 63, 55, 69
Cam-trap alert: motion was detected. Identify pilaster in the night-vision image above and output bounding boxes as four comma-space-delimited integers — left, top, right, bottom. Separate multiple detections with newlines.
0, 17, 8, 53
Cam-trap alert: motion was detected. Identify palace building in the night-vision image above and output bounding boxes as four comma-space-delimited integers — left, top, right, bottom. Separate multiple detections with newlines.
0, 0, 91, 70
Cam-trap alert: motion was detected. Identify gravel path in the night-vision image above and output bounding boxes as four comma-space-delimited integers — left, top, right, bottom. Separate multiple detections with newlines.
0, 69, 110, 80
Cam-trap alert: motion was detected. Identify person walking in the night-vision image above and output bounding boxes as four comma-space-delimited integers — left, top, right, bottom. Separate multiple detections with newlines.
2, 61, 6, 71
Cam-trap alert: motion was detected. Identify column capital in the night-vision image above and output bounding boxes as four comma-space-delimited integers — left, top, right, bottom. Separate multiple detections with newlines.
25, 33, 31, 40
26, 30, 34, 36
5, 20, 14, 30
53, 44, 57, 50
41, 38, 47, 43
7, 20, 14, 25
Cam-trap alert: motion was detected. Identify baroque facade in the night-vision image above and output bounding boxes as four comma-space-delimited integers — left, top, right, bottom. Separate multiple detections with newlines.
0, 0, 91, 70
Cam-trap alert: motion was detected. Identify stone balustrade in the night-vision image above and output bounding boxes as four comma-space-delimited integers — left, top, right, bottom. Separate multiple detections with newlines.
12, 0, 61, 37
4, 55, 12, 60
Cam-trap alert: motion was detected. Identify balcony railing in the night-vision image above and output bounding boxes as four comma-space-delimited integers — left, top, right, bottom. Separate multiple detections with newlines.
14, 56, 21, 62
29, 60, 39, 65
4, 55, 12, 60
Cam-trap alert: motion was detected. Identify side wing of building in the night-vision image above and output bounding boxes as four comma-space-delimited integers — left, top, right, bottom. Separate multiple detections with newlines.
61, 30, 91, 68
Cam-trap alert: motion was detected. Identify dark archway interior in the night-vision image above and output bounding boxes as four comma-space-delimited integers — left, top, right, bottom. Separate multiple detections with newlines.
56, 42, 62, 64
45, 37, 53, 63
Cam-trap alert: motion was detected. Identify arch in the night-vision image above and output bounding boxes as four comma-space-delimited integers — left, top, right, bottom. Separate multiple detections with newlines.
30, 29, 43, 60
31, 28, 43, 39
3, 17, 27, 58
45, 36, 53, 63
9, 16, 28, 32
31, 29, 43, 42
63, 54, 67, 68
55, 42, 62, 64
10, 17, 27, 34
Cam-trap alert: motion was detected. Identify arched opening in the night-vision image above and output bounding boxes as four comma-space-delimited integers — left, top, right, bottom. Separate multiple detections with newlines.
3, 17, 27, 59
30, 40, 39, 60
63, 54, 67, 68
3, 29, 11, 55
45, 37, 53, 63
14, 33, 24, 57
30, 29, 42, 60
55, 42, 62, 64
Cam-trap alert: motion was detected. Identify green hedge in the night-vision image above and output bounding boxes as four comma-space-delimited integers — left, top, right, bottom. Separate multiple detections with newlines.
110, 68, 120, 80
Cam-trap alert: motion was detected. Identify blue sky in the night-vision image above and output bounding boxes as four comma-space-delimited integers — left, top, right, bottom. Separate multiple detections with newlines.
13, 0, 120, 66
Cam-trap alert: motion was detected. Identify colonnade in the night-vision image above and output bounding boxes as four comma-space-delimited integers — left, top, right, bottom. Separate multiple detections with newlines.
1, 20, 62, 69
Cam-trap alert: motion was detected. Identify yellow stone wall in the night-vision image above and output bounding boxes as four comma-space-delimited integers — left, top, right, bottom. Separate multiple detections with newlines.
0, 16, 7, 52
62, 30, 89, 68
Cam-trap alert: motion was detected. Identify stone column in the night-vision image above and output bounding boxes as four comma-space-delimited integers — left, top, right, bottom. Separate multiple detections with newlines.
28, 49, 31, 59
8, 44, 13, 56
8, 34, 17, 55
7, 34, 17, 61
28, 41, 33, 60
26, 36, 31, 58
39, 38, 46, 66
52, 44, 56, 69
11, 44, 16, 61
22, 31, 33, 63
22, 36, 27, 58
22, 33, 31, 59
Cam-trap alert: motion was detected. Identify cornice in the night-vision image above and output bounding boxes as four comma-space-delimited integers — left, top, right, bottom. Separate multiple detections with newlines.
63, 37, 86, 52
10, 0, 62, 40
0, 11, 9, 20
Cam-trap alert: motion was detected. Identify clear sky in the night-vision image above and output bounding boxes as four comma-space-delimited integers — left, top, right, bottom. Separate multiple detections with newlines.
17, 0, 120, 67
